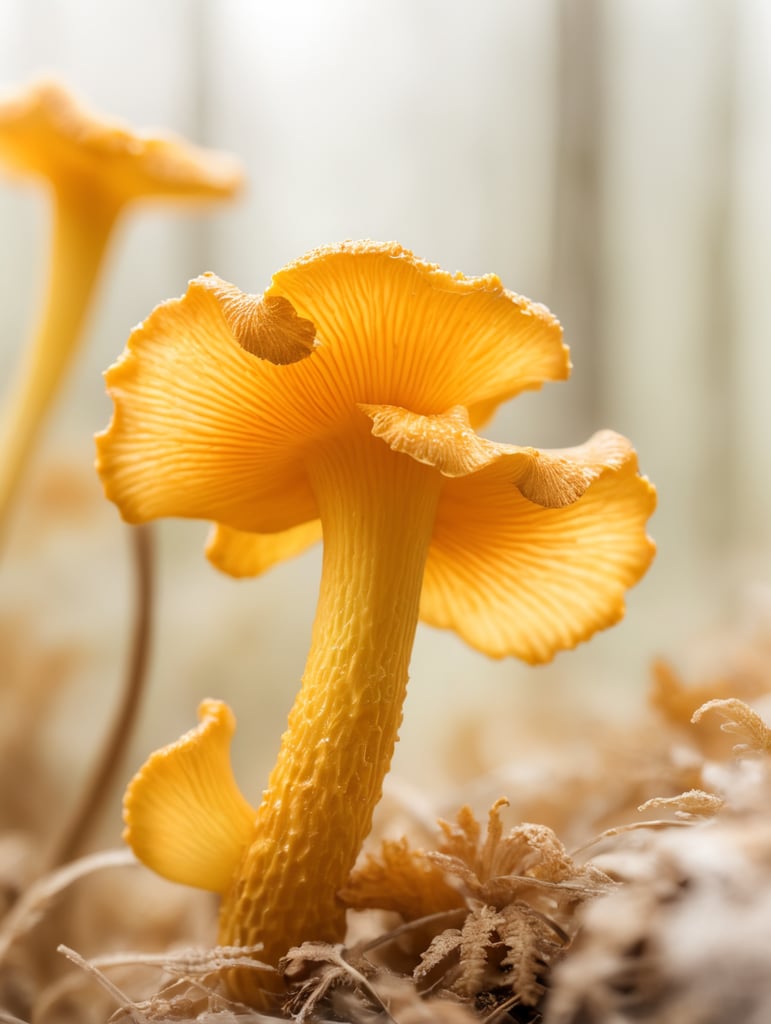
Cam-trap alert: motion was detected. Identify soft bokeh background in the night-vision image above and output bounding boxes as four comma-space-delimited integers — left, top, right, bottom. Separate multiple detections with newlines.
0, 0, 769, 841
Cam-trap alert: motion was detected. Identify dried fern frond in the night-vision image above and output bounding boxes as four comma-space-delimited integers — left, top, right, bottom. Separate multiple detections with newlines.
436, 801, 571, 886
638, 789, 724, 820
450, 903, 503, 997
414, 899, 566, 1009
499, 902, 565, 1008
425, 803, 610, 910
346, 800, 609, 923
437, 804, 487, 869
340, 837, 463, 921
344, 801, 606, 1017
413, 926, 463, 990
280, 941, 383, 1023
691, 699, 771, 756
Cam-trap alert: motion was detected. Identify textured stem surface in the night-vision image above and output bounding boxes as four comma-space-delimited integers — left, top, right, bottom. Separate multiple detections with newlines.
218, 422, 442, 1000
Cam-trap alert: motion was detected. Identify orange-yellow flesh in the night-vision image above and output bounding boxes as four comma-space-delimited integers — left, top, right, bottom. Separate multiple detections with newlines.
217, 428, 443, 1000
0, 79, 243, 203
206, 520, 322, 578
266, 241, 569, 418
123, 700, 256, 893
96, 278, 320, 534
361, 403, 633, 500
97, 247, 568, 536
421, 457, 657, 663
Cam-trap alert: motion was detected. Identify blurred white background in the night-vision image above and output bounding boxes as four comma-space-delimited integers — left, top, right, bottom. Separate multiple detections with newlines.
0, 0, 769, 836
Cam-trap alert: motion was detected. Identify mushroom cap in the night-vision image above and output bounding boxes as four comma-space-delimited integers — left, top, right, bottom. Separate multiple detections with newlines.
0, 78, 243, 203
97, 241, 656, 663
98, 243, 570, 532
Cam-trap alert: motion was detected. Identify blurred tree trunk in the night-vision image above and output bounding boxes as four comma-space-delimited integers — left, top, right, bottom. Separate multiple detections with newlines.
552, 0, 604, 437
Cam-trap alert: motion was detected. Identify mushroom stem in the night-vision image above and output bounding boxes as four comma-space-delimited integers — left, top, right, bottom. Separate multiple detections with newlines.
0, 183, 119, 543
218, 421, 442, 1000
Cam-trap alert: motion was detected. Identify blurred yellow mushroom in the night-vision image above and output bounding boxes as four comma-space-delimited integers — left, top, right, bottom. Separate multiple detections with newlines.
96, 241, 656, 1002
0, 78, 242, 542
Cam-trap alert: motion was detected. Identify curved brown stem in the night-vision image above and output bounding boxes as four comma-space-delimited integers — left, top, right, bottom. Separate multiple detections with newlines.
46, 523, 154, 868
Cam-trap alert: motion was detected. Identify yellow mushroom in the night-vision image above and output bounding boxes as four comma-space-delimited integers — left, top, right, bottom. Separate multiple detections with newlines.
96, 241, 656, 1002
0, 79, 242, 542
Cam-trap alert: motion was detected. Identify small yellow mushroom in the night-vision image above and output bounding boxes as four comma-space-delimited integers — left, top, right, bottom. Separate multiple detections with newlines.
97, 241, 656, 1002
0, 79, 242, 542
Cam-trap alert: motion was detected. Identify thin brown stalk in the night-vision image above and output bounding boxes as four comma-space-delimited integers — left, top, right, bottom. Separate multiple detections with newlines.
46, 523, 154, 868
